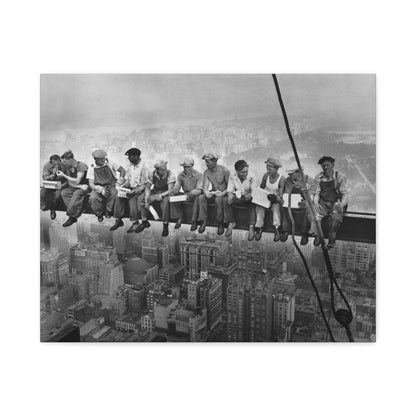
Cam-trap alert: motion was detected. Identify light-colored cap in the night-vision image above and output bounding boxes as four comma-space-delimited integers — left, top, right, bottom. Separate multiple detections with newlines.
265, 157, 282, 168
154, 159, 168, 169
92, 149, 107, 159
180, 156, 194, 166
202, 152, 220, 160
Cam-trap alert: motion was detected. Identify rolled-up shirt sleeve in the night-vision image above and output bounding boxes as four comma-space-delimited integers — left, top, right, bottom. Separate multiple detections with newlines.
227, 175, 236, 193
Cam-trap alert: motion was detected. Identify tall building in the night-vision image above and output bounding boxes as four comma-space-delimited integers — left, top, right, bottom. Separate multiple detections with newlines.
40, 250, 60, 285
199, 275, 223, 331
227, 278, 250, 342
142, 238, 169, 269
57, 253, 69, 287
98, 261, 124, 297
180, 236, 232, 279
70, 243, 116, 276
329, 241, 376, 273
249, 279, 271, 342
272, 292, 296, 341
49, 221, 78, 256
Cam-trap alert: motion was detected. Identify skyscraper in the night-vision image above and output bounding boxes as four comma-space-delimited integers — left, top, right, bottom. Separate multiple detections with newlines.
98, 261, 124, 297
49, 221, 78, 256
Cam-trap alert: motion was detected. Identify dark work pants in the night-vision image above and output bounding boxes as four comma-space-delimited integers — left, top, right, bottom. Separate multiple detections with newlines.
147, 195, 170, 222
308, 201, 345, 239
60, 187, 89, 219
281, 208, 310, 234
197, 194, 232, 223
225, 197, 256, 225
89, 188, 117, 217
40, 188, 60, 211
170, 193, 199, 222
114, 193, 146, 221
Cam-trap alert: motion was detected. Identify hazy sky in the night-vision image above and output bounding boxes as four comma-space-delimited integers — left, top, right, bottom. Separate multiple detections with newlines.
40, 74, 375, 130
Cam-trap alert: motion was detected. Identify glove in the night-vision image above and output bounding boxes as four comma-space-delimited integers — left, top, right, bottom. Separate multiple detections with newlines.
267, 194, 278, 204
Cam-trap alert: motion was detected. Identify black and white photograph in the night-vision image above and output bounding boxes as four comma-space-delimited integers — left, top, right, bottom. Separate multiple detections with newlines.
40, 74, 376, 342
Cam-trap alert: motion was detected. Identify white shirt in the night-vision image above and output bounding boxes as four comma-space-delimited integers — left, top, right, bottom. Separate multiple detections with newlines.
227, 172, 256, 196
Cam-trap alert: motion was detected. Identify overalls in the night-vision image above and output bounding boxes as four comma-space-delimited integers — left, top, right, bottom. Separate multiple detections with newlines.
89, 165, 117, 216
148, 170, 171, 222
310, 174, 345, 240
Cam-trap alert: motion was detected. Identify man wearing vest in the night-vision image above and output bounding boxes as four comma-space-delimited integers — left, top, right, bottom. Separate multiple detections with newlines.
170, 156, 203, 231
87, 149, 126, 222
197, 152, 232, 235
56, 150, 90, 227
110, 147, 150, 233
254, 157, 285, 242
280, 167, 317, 243
307, 156, 349, 249
138, 159, 176, 237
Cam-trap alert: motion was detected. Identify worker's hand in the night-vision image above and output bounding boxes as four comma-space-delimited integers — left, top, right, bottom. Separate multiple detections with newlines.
189, 189, 201, 197
334, 202, 343, 212
155, 193, 163, 201
205, 191, 213, 199
79, 184, 89, 192
244, 194, 253, 202
298, 200, 306, 209
214, 190, 222, 197
56, 170, 65, 178
228, 195, 235, 206
103, 185, 112, 198
267, 194, 278, 204
117, 177, 126, 186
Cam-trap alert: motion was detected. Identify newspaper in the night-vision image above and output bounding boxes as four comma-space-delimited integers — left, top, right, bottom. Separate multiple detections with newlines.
42, 180, 61, 190
252, 187, 271, 208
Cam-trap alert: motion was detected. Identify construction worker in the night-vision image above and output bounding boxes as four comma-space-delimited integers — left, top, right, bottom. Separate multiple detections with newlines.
170, 156, 203, 231
40, 154, 64, 220
225, 159, 256, 240
254, 157, 285, 242
56, 150, 90, 227
307, 156, 349, 249
87, 149, 126, 222
197, 152, 231, 235
280, 167, 317, 243
139, 159, 176, 237
110, 148, 150, 233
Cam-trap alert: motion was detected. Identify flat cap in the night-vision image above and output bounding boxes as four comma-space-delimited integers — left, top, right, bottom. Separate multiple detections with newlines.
318, 156, 335, 165
154, 159, 168, 169
180, 156, 194, 166
92, 149, 107, 159
61, 150, 74, 159
265, 157, 282, 168
286, 165, 301, 174
125, 148, 141, 157
202, 152, 220, 160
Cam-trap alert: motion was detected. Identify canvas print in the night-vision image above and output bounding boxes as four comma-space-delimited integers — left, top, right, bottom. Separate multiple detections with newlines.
40, 74, 376, 342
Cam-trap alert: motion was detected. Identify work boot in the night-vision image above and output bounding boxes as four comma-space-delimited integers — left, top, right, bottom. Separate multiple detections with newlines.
97, 215, 104, 222
175, 218, 182, 229
326, 239, 336, 249
248, 225, 255, 241
50, 209, 56, 220
313, 235, 320, 246
104, 210, 112, 218
217, 223, 225, 236
190, 222, 198, 232
273, 227, 281, 242
110, 218, 124, 231
225, 222, 235, 237
280, 231, 289, 242
162, 223, 169, 237
198, 221, 207, 234
136, 220, 151, 233
62, 217, 77, 227
300, 234, 309, 245
254, 227, 263, 241
126, 221, 139, 233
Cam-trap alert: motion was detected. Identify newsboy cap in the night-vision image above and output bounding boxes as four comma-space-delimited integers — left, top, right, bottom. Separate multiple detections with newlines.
318, 156, 335, 165
180, 156, 194, 166
125, 148, 141, 157
92, 149, 107, 159
202, 152, 220, 160
154, 159, 168, 169
265, 157, 282, 168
